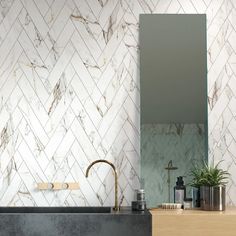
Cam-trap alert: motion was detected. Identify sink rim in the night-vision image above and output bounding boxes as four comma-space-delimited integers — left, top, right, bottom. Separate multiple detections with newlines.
0, 206, 112, 214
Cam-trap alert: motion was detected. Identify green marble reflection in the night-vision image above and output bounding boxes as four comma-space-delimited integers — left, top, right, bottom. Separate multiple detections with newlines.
141, 124, 206, 208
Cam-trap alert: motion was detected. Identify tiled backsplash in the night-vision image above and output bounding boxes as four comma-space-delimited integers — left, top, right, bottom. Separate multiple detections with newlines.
0, 0, 235, 206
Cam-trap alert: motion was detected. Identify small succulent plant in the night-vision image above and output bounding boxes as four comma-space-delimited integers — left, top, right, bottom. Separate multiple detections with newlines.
189, 161, 230, 187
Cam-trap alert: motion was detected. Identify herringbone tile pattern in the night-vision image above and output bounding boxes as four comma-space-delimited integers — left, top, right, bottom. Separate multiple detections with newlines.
0, 0, 235, 206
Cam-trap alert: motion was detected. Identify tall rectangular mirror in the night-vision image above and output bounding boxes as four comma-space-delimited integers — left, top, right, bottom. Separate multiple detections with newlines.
140, 14, 208, 207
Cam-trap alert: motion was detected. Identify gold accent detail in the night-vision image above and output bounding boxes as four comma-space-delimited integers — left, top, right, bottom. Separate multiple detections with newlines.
86, 159, 119, 211
37, 182, 79, 190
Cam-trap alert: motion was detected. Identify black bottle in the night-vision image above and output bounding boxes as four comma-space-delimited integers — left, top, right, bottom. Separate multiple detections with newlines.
174, 176, 186, 205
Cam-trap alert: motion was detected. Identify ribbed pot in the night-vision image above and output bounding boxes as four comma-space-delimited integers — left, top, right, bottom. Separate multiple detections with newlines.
200, 185, 226, 211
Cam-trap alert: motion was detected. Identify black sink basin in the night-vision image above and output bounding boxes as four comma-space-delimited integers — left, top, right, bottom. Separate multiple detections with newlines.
0, 207, 151, 236
0, 207, 111, 213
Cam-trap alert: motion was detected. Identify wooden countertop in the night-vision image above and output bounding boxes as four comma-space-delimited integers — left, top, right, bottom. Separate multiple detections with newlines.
150, 206, 236, 215
150, 207, 236, 236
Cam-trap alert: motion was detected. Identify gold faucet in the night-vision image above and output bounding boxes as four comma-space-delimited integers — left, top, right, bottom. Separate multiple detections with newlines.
85, 159, 119, 211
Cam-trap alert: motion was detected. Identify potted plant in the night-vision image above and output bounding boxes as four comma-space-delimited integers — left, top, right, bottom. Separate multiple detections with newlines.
189, 161, 230, 211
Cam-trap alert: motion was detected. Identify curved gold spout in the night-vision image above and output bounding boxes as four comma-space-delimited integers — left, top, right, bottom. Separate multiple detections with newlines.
86, 159, 119, 211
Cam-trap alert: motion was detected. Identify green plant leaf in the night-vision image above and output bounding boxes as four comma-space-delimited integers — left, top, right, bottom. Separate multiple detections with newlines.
188, 160, 230, 187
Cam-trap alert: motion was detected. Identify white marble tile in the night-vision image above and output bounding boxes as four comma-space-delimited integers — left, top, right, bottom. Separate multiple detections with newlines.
48, 42, 74, 89
45, 20, 75, 72
18, 183, 36, 206
123, 73, 140, 111
98, 86, 128, 137
71, 53, 102, 104
71, 77, 102, 128
229, 52, 236, 76
22, 0, 49, 38
96, 169, 114, 204
0, 41, 22, 90
110, 128, 130, 162
71, 119, 101, 166
97, 0, 119, 28
178, 0, 197, 13
85, 0, 102, 17
227, 182, 236, 205
166, 0, 180, 13
21, 110, 47, 151
153, 0, 172, 13
228, 95, 236, 116
228, 118, 236, 142
208, 19, 233, 64
0, 0, 22, 45
97, 59, 128, 117
44, 63, 75, 114
0, 132, 23, 177
0, 0, 14, 22
228, 30, 236, 54
126, 0, 145, 20
73, 0, 103, 44
18, 162, 49, 206
208, 90, 230, 133
0, 107, 10, 134
18, 74, 48, 127
97, 24, 128, 70
123, 96, 140, 133
34, 0, 49, 17
207, 0, 233, 48
124, 140, 140, 176
101, 108, 127, 152
123, 52, 140, 89
191, 0, 206, 13
18, 54, 50, 104
211, 107, 233, 143
18, 141, 47, 182
70, 189, 89, 206
18, 30, 49, 82
70, 96, 104, 154
208, 64, 232, 110
228, 75, 236, 98
97, 63, 116, 94
44, 108, 74, 159
44, 0, 66, 29
208, 44, 233, 93
205, 0, 224, 28
18, 118, 49, 170
99, 0, 128, 46
123, 120, 140, 154
123, 8, 139, 43
18, 8, 50, 61
71, 30, 101, 83
70, 162, 100, 206
138, 0, 154, 13
71, 11, 102, 61
48, 0, 74, 41
0, 64, 22, 110
0, 19, 22, 67
0, 172, 22, 205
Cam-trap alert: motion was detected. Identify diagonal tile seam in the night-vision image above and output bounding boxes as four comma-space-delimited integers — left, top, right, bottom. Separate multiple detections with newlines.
69, 151, 103, 204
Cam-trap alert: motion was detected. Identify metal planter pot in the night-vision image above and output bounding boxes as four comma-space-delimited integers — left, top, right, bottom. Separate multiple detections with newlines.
200, 185, 226, 211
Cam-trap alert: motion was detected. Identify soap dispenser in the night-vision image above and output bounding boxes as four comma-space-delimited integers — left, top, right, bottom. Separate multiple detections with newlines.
174, 176, 186, 206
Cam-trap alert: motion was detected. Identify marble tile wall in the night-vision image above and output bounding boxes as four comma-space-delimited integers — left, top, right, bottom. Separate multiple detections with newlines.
141, 124, 206, 207
0, 0, 235, 206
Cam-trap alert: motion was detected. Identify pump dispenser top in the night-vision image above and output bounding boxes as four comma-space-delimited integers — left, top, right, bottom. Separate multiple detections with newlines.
176, 176, 184, 186
174, 176, 186, 205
